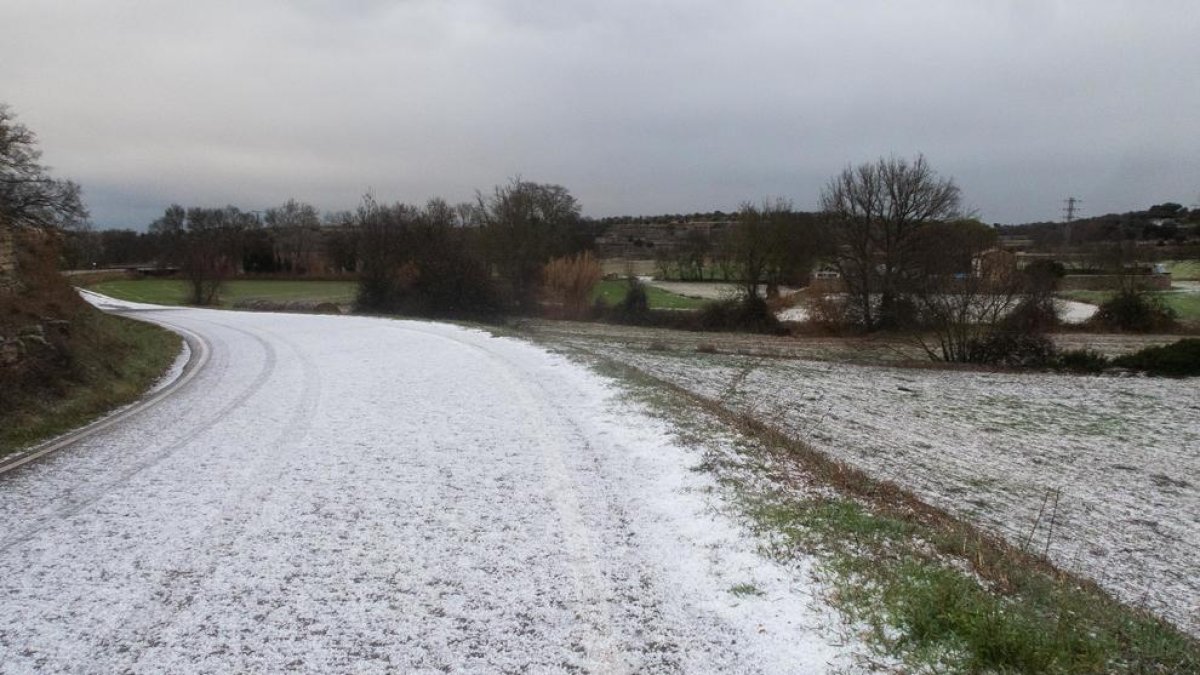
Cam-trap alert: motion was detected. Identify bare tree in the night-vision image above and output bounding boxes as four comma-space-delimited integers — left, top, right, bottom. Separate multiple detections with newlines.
908, 219, 1030, 362
676, 228, 710, 281
354, 195, 499, 317
477, 179, 582, 311
265, 199, 322, 274
321, 210, 358, 274
0, 104, 88, 230
177, 206, 252, 305
820, 154, 961, 330
730, 200, 778, 298
731, 198, 818, 298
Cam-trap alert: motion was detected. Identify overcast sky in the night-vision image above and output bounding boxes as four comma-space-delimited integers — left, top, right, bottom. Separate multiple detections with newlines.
2, 0, 1197, 228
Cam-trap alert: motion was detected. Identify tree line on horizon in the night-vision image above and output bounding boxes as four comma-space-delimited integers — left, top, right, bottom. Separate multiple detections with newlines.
3, 99, 1194, 364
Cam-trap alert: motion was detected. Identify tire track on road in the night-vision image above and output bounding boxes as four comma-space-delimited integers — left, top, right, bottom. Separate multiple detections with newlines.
118, 320, 324, 672
0, 317, 279, 554
385, 324, 645, 673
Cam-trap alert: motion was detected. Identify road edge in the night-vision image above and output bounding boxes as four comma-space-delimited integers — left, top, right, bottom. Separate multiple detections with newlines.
0, 318, 210, 475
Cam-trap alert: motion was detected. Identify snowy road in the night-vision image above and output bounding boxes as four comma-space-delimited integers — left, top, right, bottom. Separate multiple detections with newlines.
0, 303, 856, 673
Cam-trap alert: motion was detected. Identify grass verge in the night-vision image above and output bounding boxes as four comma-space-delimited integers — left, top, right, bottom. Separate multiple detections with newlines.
556, 345, 1199, 673
0, 311, 180, 456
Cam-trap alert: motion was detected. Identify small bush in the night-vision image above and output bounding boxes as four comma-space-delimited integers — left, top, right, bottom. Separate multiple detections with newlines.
1003, 296, 1060, 333
966, 332, 1057, 368
1113, 339, 1200, 377
543, 251, 602, 318
1092, 291, 1177, 332
698, 295, 783, 334
1055, 348, 1110, 373
607, 277, 651, 324
804, 293, 856, 331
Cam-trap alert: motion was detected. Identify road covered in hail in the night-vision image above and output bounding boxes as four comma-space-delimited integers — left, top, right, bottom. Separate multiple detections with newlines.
0, 296, 858, 673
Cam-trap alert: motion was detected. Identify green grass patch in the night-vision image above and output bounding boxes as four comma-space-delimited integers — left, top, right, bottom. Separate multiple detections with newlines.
1, 312, 181, 456
729, 583, 764, 597
748, 492, 1197, 673
89, 279, 357, 308
1060, 289, 1200, 321
592, 280, 706, 310
1159, 292, 1200, 320
1164, 260, 1200, 281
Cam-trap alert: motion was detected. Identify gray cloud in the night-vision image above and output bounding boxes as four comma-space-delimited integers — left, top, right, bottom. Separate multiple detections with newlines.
2, 0, 1197, 227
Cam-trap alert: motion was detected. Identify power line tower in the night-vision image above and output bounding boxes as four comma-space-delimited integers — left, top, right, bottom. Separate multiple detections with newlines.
1063, 197, 1081, 246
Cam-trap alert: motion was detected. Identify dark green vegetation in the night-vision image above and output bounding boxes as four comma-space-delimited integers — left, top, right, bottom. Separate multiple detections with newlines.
1063, 289, 1199, 322
1091, 291, 1179, 332
89, 279, 356, 308
568, 350, 1200, 673
1, 235, 180, 457
1111, 338, 1200, 377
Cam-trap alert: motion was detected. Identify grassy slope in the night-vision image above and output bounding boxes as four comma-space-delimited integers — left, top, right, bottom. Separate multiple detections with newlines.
592, 279, 706, 310
0, 312, 179, 455
89, 279, 357, 308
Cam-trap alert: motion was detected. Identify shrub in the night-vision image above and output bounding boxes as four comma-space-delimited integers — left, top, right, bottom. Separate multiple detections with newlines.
804, 293, 857, 331
1003, 296, 1059, 333
697, 294, 784, 334
965, 332, 1057, 368
543, 251, 602, 319
1113, 339, 1200, 377
612, 277, 650, 323
1092, 291, 1177, 332
1055, 348, 1110, 374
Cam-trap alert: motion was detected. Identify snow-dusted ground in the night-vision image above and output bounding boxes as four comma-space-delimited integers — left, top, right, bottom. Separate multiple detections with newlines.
775, 297, 1099, 324
0, 301, 864, 673
557, 343, 1200, 637
647, 281, 800, 300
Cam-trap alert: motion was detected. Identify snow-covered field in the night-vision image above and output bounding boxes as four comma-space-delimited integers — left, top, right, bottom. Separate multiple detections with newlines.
557, 341, 1200, 637
775, 297, 1099, 324
0, 300, 865, 672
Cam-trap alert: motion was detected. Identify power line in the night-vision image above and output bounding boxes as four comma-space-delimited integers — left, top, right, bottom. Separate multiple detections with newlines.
1063, 197, 1081, 246
1063, 196, 1081, 222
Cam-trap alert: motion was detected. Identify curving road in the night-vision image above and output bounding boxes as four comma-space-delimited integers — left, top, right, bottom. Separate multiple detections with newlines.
0, 301, 856, 673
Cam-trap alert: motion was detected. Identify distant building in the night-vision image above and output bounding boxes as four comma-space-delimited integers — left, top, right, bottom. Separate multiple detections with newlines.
972, 248, 1018, 280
